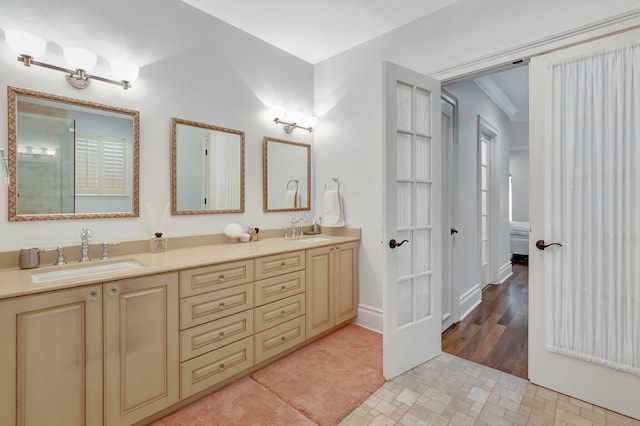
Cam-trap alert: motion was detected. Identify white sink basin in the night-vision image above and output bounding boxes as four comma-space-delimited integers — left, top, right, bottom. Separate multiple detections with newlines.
290, 237, 333, 244
32, 260, 145, 283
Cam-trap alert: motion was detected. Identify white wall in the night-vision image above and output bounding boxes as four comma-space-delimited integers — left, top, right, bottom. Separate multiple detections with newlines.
510, 122, 529, 223
313, 0, 640, 332
0, 0, 315, 250
444, 79, 511, 316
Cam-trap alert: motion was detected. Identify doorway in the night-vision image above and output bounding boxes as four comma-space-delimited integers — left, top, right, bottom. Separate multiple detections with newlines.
440, 64, 530, 377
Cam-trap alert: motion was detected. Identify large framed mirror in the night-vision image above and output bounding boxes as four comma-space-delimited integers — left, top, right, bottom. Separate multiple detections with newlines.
263, 136, 311, 212
7, 86, 139, 221
171, 118, 245, 215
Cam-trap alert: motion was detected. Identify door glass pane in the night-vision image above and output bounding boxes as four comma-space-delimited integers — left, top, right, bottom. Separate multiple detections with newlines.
482, 216, 488, 240
397, 279, 413, 327
481, 140, 488, 164
397, 231, 413, 277
415, 274, 432, 319
414, 229, 431, 273
397, 183, 413, 229
397, 133, 412, 180
396, 83, 412, 131
482, 191, 488, 215
482, 166, 488, 191
415, 136, 431, 181
415, 183, 431, 227
415, 88, 431, 135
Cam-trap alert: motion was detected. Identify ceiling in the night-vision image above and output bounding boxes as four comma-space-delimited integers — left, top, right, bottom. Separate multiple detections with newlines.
182, 0, 529, 121
180, 0, 463, 64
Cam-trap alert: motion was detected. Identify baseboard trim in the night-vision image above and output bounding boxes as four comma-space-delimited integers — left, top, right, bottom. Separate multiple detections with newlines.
499, 261, 513, 284
459, 284, 482, 320
354, 304, 383, 333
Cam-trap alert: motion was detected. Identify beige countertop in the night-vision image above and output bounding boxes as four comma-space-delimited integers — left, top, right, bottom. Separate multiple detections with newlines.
0, 233, 359, 301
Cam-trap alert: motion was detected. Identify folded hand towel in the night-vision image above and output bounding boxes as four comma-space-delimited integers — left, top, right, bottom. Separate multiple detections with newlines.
323, 189, 345, 227
284, 190, 297, 208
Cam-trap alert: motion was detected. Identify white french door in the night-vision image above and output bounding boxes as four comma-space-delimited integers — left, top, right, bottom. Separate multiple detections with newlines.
529, 28, 640, 419
383, 61, 442, 380
477, 116, 498, 286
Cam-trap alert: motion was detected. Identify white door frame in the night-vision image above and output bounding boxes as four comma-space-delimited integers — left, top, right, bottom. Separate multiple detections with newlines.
441, 89, 459, 332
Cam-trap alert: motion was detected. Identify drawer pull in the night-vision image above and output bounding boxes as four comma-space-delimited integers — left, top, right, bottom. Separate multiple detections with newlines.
219, 302, 225, 309
281, 336, 286, 342
281, 310, 287, 316
280, 262, 286, 268
281, 285, 287, 291
219, 363, 225, 369
219, 274, 225, 281
218, 331, 225, 338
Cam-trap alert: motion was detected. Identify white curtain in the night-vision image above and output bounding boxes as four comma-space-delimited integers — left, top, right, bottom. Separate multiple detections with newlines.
546, 42, 640, 375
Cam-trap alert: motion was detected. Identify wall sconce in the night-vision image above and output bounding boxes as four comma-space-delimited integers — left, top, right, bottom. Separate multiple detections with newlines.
5, 30, 139, 90
270, 106, 318, 133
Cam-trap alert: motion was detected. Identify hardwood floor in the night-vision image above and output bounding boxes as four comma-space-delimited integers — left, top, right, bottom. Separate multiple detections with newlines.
442, 259, 529, 379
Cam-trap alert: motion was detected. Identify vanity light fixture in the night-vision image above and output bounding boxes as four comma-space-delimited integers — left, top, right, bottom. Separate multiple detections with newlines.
5, 30, 139, 90
270, 106, 318, 133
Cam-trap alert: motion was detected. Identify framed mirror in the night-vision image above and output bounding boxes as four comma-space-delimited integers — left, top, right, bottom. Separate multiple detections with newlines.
263, 136, 311, 212
7, 86, 139, 221
171, 118, 245, 215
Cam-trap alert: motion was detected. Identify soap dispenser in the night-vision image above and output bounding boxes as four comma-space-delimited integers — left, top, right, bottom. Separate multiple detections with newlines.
150, 232, 167, 253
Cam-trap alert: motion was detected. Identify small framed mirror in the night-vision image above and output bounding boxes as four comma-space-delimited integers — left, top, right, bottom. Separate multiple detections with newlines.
7, 86, 139, 221
263, 136, 311, 212
171, 118, 245, 215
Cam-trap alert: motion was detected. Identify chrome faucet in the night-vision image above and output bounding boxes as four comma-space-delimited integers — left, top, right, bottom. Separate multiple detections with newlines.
80, 227, 92, 263
288, 218, 306, 238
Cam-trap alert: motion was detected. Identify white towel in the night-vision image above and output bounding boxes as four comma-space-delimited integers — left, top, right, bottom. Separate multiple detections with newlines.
284, 190, 297, 208
323, 189, 345, 227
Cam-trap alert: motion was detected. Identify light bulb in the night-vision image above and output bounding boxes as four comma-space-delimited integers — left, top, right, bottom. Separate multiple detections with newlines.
110, 61, 139, 82
270, 105, 285, 119
300, 115, 318, 129
63, 47, 97, 71
284, 110, 302, 123
5, 30, 46, 58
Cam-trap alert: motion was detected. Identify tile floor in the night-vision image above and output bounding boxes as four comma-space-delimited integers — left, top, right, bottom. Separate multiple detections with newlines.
340, 353, 640, 426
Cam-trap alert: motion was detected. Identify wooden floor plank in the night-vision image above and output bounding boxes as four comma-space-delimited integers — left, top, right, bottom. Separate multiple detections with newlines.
442, 260, 529, 379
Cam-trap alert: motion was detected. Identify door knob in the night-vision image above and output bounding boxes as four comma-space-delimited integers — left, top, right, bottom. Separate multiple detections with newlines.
389, 239, 409, 249
450, 228, 459, 235
535, 240, 562, 250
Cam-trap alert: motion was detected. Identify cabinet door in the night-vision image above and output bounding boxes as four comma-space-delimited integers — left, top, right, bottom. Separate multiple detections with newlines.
104, 272, 179, 426
306, 246, 334, 339
0, 285, 102, 426
334, 242, 359, 324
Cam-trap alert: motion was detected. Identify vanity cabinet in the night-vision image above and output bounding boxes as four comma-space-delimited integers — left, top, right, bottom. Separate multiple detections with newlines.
104, 272, 179, 426
253, 251, 306, 364
0, 285, 103, 426
179, 261, 256, 399
306, 242, 358, 339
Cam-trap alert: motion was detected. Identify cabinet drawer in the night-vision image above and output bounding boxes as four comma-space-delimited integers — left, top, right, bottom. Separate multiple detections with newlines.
180, 337, 253, 399
180, 283, 253, 329
254, 270, 305, 306
180, 310, 254, 362
180, 259, 253, 298
255, 251, 305, 280
254, 293, 305, 333
254, 316, 305, 364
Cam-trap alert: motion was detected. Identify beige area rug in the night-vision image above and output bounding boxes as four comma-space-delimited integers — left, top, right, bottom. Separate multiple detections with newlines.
153, 324, 383, 425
